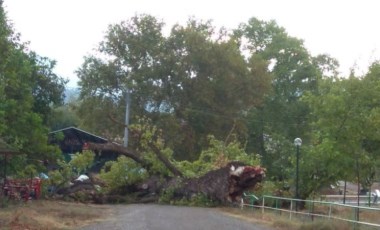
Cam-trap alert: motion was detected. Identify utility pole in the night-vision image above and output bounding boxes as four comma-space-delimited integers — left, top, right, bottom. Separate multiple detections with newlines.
124, 89, 130, 147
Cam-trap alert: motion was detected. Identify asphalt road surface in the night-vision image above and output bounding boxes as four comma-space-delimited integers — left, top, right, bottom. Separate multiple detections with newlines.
81, 204, 273, 230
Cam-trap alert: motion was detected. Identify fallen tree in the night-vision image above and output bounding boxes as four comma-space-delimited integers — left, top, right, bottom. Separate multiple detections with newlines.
86, 141, 265, 204
50, 121, 265, 204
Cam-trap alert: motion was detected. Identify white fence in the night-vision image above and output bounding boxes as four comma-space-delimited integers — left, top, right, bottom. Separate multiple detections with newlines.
241, 195, 380, 229
322, 194, 375, 206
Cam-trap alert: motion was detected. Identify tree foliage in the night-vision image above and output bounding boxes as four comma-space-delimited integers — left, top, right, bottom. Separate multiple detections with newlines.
233, 18, 342, 185
99, 155, 148, 192
76, 15, 271, 160
301, 63, 380, 196
48, 159, 75, 190
47, 150, 95, 191
0, 2, 66, 174
77, 14, 380, 200
70, 150, 95, 175
176, 135, 261, 178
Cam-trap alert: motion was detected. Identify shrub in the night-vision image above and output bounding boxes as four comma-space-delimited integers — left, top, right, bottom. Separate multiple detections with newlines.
70, 150, 95, 175
99, 155, 148, 192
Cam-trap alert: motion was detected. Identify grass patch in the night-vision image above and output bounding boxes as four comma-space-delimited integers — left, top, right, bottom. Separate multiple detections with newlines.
219, 207, 357, 230
0, 200, 112, 229
218, 207, 298, 229
298, 220, 351, 230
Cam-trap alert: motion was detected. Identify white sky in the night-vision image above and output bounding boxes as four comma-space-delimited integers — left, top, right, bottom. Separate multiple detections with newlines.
4, 0, 380, 87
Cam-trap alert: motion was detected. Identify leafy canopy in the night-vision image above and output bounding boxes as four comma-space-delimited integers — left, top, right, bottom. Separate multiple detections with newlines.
76, 15, 271, 160
0, 2, 66, 174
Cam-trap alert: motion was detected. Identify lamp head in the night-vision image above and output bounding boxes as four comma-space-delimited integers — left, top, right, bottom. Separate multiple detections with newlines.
294, 138, 302, 146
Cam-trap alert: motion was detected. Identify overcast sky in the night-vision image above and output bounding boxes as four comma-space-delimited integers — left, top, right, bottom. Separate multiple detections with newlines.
4, 0, 380, 87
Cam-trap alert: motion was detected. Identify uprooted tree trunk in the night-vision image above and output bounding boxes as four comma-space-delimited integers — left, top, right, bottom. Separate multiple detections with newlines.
169, 162, 265, 203
86, 142, 265, 204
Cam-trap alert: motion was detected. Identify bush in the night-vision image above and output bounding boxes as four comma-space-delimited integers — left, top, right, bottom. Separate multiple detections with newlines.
158, 186, 176, 204
47, 160, 74, 191
70, 150, 95, 175
99, 156, 148, 192
46, 151, 96, 194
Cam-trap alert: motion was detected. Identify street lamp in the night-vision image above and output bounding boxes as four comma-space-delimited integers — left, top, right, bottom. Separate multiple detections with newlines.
294, 138, 302, 210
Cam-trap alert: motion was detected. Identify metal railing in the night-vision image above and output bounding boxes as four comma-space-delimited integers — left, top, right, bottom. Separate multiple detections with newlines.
323, 194, 375, 206
241, 194, 380, 229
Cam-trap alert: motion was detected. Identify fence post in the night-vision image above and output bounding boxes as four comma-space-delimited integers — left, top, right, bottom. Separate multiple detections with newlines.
276, 199, 279, 215
353, 207, 359, 230
328, 203, 332, 219
368, 192, 371, 207
311, 200, 315, 221
262, 196, 265, 215
307, 200, 313, 221
250, 195, 255, 211
290, 200, 293, 220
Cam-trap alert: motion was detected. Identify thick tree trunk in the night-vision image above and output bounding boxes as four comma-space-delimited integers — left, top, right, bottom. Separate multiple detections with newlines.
168, 162, 265, 203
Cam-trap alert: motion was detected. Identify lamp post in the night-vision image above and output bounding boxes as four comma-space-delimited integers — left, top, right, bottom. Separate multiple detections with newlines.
124, 88, 131, 148
294, 138, 302, 210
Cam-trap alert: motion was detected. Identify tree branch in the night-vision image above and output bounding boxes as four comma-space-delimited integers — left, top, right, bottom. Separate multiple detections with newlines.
107, 113, 128, 128
148, 142, 183, 177
87, 141, 183, 177
87, 142, 152, 169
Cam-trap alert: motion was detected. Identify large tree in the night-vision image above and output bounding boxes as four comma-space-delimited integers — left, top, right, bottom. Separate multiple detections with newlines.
301, 63, 380, 198
76, 15, 271, 160
0, 1, 66, 173
234, 18, 338, 179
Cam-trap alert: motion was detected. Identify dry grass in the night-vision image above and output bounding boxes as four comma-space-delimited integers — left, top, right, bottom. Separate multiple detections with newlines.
219, 207, 357, 230
0, 200, 112, 230
219, 207, 301, 229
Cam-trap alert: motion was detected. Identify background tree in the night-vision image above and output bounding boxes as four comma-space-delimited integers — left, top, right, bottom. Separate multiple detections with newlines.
76, 14, 166, 142
301, 63, 380, 197
47, 104, 80, 131
46, 87, 80, 131
76, 15, 271, 160
234, 18, 339, 182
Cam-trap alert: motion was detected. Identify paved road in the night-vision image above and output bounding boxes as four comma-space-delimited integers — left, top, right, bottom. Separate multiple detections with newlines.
81, 204, 272, 230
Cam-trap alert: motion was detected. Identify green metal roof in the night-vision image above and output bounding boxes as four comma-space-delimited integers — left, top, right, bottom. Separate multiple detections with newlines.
48, 126, 108, 154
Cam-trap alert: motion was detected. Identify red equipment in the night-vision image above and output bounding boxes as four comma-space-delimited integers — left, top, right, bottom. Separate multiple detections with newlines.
3, 178, 42, 201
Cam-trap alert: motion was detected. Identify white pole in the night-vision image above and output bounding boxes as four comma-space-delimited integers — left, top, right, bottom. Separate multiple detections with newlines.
124, 89, 130, 147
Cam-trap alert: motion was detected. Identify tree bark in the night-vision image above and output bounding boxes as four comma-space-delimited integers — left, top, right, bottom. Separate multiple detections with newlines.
175, 162, 265, 203
87, 142, 152, 170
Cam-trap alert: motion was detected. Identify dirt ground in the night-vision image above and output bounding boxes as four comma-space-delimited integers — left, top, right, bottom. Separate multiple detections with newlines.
0, 200, 112, 229
1, 188, 377, 230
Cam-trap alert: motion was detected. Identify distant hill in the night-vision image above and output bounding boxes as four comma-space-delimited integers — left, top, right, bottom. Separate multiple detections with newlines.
64, 87, 80, 103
